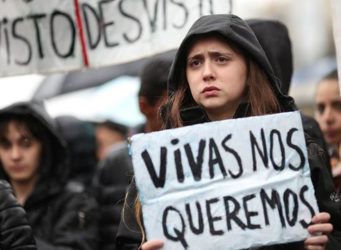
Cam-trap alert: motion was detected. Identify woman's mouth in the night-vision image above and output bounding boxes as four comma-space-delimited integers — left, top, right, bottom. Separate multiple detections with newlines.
202, 86, 220, 96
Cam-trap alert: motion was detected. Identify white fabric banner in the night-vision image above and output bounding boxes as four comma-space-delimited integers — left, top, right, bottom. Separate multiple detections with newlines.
0, 0, 230, 77
131, 111, 319, 250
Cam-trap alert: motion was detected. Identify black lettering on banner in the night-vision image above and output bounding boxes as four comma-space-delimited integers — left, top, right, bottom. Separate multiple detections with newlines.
162, 206, 188, 249
223, 195, 246, 231
50, 10, 76, 58
170, 0, 188, 29
270, 129, 285, 170
199, 0, 214, 16
243, 194, 261, 229
2, 18, 11, 64
12, 17, 32, 65
27, 13, 46, 59
299, 185, 316, 228
82, 3, 101, 49
184, 140, 205, 181
221, 134, 243, 178
119, 0, 142, 43
287, 128, 305, 171
142, 0, 161, 33
208, 138, 227, 179
260, 189, 286, 227
206, 198, 224, 235
284, 189, 298, 226
185, 202, 204, 234
250, 129, 269, 171
141, 147, 167, 188
172, 139, 184, 183
99, 0, 119, 48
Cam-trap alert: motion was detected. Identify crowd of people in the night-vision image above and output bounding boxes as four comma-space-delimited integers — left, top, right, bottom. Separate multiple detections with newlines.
0, 13, 340, 250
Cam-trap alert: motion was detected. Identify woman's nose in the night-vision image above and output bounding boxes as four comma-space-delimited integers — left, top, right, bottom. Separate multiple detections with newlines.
323, 106, 335, 123
202, 62, 215, 81
10, 146, 21, 160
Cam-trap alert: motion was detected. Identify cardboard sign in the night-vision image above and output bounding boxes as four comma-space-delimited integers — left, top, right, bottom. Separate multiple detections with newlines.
0, 0, 230, 77
131, 111, 319, 250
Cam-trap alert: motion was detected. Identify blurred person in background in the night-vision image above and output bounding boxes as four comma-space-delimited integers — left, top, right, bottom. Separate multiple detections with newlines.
0, 101, 99, 250
55, 115, 97, 192
315, 69, 341, 192
95, 120, 128, 161
93, 55, 173, 250
0, 179, 37, 249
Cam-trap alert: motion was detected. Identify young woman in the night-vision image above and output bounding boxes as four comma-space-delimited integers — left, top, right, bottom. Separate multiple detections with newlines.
117, 14, 340, 250
315, 70, 341, 192
0, 102, 99, 250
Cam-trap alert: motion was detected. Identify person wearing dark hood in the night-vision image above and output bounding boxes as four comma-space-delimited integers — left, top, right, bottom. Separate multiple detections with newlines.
0, 179, 37, 249
117, 14, 341, 250
55, 115, 97, 192
0, 101, 99, 250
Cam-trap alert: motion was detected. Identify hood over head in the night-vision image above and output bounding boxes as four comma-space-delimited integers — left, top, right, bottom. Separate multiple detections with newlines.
246, 18, 293, 95
0, 102, 68, 197
167, 14, 296, 123
55, 115, 96, 186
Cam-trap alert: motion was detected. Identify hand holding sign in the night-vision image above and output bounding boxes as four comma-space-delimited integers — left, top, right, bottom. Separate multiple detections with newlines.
131, 112, 326, 250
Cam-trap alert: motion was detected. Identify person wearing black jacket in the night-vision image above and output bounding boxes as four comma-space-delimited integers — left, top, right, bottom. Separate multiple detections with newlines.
117, 14, 341, 250
0, 102, 99, 250
0, 179, 36, 250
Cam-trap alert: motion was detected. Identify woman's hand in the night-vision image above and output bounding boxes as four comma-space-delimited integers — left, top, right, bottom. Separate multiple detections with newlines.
304, 212, 333, 250
140, 239, 164, 250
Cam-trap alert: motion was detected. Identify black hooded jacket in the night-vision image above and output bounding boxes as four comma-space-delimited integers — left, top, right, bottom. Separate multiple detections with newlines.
55, 115, 97, 192
0, 179, 37, 250
0, 102, 99, 250
116, 14, 341, 250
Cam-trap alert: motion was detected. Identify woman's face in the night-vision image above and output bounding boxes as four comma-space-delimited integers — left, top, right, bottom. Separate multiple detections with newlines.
315, 79, 341, 147
186, 36, 248, 121
0, 121, 42, 185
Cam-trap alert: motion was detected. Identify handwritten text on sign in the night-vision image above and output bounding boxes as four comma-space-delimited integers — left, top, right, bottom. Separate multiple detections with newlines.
0, 0, 230, 77
131, 111, 319, 250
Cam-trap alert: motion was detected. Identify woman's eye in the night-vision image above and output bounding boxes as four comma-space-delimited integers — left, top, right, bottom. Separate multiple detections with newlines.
0, 139, 10, 149
21, 137, 32, 148
216, 56, 228, 63
333, 101, 341, 112
188, 59, 202, 68
316, 104, 325, 114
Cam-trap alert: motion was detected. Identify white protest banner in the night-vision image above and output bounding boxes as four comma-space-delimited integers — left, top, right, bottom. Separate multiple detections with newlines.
0, 0, 83, 77
80, 0, 231, 68
131, 111, 319, 250
331, 0, 341, 93
0, 0, 231, 77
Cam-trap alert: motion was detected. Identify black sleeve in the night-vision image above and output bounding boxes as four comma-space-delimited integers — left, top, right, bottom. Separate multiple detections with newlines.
34, 192, 99, 250
306, 138, 341, 250
0, 180, 37, 250
93, 144, 135, 250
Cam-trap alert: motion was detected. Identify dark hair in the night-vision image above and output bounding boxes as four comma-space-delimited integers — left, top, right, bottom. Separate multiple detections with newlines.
0, 114, 54, 182
321, 69, 339, 82
138, 56, 173, 105
95, 120, 128, 137
165, 34, 281, 128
